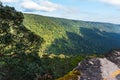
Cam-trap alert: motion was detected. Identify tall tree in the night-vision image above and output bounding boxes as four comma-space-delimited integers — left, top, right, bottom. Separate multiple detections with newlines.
0, 2, 44, 80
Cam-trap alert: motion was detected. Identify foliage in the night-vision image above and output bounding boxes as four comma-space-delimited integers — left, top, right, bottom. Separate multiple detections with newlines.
40, 54, 86, 79
57, 70, 81, 80
0, 2, 44, 80
24, 14, 120, 55
0, 2, 116, 80
0, 53, 86, 80
0, 4, 24, 26
0, 2, 86, 80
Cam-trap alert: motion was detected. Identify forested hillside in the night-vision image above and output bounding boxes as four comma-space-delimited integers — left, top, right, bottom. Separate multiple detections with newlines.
0, 2, 88, 80
1, 2, 120, 80
24, 14, 120, 55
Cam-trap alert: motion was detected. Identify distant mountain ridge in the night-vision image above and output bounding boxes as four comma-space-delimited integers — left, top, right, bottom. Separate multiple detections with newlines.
23, 14, 120, 55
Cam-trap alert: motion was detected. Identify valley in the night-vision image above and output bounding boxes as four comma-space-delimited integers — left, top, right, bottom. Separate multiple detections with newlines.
24, 14, 120, 55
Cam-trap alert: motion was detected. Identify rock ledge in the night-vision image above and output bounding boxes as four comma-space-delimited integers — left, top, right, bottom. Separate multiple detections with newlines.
75, 49, 120, 80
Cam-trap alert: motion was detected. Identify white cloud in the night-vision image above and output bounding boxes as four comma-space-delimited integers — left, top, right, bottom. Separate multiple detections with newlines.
21, 0, 62, 12
100, 0, 120, 6
21, 0, 41, 11
0, 0, 18, 2
84, 0, 120, 6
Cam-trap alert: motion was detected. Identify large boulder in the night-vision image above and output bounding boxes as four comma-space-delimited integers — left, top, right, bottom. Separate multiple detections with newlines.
105, 49, 120, 67
75, 49, 120, 80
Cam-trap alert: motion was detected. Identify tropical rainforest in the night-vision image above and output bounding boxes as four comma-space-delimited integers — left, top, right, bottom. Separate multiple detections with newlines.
0, 2, 120, 80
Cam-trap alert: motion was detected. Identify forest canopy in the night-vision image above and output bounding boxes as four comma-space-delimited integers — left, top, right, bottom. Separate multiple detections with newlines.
0, 2, 24, 26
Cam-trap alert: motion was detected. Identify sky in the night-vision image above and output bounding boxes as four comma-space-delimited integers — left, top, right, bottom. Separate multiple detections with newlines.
1, 0, 120, 24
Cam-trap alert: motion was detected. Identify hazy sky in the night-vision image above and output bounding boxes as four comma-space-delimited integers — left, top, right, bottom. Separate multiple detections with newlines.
1, 0, 120, 24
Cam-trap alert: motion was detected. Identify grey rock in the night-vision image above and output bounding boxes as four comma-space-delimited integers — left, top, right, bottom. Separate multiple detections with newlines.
105, 49, 120, 67
75, 49, 120, 80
